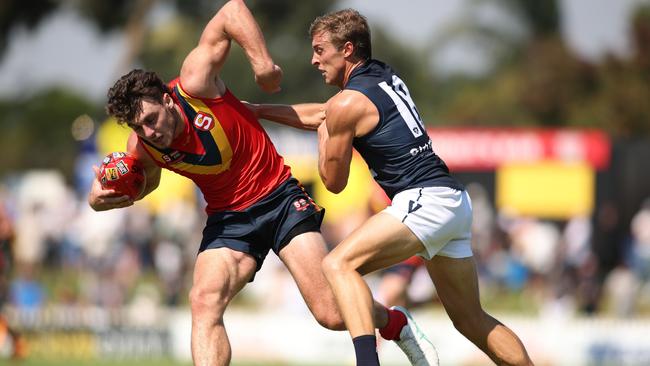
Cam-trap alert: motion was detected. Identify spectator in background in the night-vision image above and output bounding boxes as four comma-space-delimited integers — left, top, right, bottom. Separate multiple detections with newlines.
0, 200, 27, 359
630, 198, 650, 283
588, 201, 626, 314
613, 197, 650, 315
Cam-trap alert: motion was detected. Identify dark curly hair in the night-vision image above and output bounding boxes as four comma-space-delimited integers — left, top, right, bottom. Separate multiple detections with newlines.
309, 9, 372, 61
106, 69, 170, 125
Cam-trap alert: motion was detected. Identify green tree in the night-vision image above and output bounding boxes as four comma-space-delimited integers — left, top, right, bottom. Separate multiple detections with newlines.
0, 0, 57, 56
571, 4, 650, 137
0, 0, 450, 180
432, 0, 650, 138
0, 89, 100, 179
433, 0, 597, 128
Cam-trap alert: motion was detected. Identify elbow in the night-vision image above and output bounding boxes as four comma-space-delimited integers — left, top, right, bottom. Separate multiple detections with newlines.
141, 181, 160, 200
327, 183, 345, 194
319, 166, 348, 194
136, 175, 160, 201
324, 179, 346, 194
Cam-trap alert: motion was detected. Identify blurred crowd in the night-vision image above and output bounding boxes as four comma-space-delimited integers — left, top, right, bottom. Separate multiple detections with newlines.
1, 165, 650, 327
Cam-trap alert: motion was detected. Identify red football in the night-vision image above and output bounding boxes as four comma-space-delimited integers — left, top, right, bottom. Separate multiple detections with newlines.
99, 152, 146, 200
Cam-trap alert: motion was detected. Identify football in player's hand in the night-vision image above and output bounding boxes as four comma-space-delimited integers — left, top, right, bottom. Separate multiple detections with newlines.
99, 152, 146, 200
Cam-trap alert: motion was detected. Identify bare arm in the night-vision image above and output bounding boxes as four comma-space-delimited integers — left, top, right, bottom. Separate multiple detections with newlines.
88, 133, 161, 211
180, 0, 281, 98
318, 90, 380, 193
318, 95, 358, 193
244, 102, 326, 130
127, 132, 161, 200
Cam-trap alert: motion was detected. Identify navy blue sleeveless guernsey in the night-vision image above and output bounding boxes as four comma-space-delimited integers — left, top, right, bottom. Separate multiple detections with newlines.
346, 59, 464, 199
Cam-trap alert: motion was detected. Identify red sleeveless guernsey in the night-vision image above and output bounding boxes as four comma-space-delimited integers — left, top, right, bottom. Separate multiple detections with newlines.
138, 79, 291, 214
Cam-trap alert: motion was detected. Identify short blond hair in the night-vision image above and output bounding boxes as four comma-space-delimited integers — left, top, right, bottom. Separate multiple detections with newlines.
309, 9, 372, 60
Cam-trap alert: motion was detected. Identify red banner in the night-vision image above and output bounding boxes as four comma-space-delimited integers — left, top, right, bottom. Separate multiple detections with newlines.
428, 128, 611, 171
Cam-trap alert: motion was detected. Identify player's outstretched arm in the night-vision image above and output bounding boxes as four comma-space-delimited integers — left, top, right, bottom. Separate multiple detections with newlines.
243, 102, 326, 130
181, 0, 281, 98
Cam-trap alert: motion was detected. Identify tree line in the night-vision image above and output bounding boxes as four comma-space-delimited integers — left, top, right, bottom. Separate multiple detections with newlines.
0, 0, 649, 181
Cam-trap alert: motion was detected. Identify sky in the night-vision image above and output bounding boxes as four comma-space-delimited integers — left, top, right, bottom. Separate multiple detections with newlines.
0, 0, 648, 101
343, 0, 650, 73
342, 0, 648, 57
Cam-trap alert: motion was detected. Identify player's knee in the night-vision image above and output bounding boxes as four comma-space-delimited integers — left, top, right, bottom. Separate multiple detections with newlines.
319, 316, 346, 331
450, 316, 473, 337
497, 350, 532, 366
313, 307, 346, 331
321, 253, 346, 278
189, 283, 229, 316
449, 310, 486, 339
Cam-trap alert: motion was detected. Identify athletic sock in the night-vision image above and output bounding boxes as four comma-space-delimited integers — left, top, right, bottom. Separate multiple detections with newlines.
378, 308, 407, 341
352, 334, 380, 366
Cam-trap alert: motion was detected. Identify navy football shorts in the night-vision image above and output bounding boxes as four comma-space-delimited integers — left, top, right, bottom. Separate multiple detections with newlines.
199, 177, 324, 277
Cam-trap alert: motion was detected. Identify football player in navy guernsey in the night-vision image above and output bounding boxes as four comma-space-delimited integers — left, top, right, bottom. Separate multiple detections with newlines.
249, 8, 534, 366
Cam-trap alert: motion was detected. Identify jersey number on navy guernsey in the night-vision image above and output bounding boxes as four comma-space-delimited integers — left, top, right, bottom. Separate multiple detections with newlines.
378, 75, 425, 138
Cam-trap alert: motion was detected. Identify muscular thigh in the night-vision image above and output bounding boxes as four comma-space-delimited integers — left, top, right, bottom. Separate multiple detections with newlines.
279, 231, 332, 308
425, 256, 482, 319
331, 212, 426, 276
192, 247, 258, 304
199, 177, 323, 276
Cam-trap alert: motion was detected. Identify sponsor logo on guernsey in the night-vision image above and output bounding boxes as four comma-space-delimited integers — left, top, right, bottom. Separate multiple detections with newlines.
293, 198, 310, 211
116, 160, 129, 175
193, 112, 215, 131
111, 152, 126, 159
105, 167, 119, 181
162, 150, 185, 164
409, 139, 433, 157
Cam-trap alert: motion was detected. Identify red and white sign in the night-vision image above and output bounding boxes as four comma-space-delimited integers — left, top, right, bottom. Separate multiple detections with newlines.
428, 128, 611, 171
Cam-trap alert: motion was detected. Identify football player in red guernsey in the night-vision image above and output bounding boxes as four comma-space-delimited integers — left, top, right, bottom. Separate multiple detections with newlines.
87, 1, 417, 365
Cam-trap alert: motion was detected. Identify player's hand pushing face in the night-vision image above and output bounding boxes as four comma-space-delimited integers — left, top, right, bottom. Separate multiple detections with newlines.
88, 166, 134, 211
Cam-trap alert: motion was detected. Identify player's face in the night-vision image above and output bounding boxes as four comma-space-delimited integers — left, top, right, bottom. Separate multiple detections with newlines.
311, 31, 347, 88
129, 94, 180, 148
